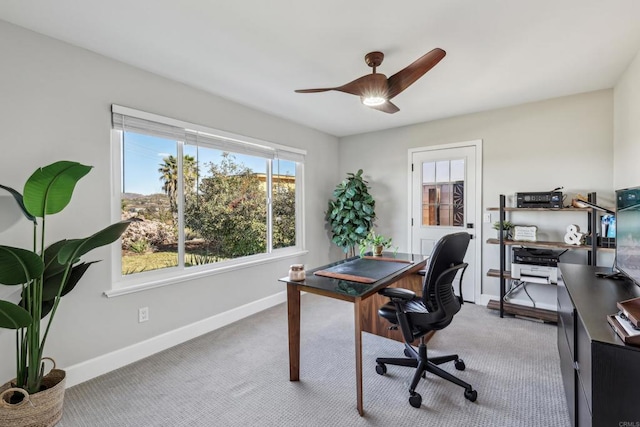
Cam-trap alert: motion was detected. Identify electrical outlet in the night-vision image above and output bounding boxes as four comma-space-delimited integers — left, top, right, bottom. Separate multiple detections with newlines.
138, 307, 149, 323
483, 213, 492, 223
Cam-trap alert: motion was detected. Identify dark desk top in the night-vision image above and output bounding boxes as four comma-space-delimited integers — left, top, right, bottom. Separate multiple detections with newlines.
279, 252, 428, 301
559, 263, 640, 350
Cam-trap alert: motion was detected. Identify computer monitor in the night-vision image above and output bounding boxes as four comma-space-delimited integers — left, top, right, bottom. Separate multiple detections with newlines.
615, 186, 640, 287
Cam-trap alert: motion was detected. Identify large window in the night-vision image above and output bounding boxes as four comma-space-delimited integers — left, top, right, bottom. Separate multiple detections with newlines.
112, 106, 304, 286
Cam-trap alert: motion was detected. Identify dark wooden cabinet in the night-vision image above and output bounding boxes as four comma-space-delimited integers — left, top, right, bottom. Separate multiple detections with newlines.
558, 263, 640, 426
360, 269, 424, 343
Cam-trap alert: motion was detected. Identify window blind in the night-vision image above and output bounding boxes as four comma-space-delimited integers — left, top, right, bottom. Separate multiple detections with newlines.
112, 113, 186, 142
184, 131, 275, 159
112, 105, 305, 162
276, 149, 305, 163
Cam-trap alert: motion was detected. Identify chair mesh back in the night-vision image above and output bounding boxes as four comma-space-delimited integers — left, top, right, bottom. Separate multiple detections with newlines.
422, 232, 470, 325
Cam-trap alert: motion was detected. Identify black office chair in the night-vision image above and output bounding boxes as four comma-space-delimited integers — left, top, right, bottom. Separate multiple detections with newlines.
375, 232, 477, 408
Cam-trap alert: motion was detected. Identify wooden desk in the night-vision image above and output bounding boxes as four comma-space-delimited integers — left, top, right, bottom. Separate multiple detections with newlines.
279, 253, 427, 416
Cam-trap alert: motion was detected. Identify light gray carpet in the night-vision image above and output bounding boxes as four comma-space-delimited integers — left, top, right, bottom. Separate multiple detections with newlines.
58, 294, 570, 426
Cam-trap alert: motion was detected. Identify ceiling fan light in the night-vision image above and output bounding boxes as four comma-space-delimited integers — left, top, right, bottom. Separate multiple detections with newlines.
362, 96, 386, 106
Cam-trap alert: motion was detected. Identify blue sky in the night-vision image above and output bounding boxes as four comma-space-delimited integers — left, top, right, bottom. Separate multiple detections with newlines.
122, 132, 294, 195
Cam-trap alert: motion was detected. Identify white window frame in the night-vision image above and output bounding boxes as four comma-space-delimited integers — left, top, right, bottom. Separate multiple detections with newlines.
107, 105, 306, 297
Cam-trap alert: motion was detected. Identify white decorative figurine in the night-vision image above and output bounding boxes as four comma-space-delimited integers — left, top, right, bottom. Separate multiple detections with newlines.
564, 224, 584, 245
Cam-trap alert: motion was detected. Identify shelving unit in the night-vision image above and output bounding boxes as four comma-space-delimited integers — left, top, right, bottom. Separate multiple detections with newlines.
487, 193, 614, 320
486, 238, 598, 250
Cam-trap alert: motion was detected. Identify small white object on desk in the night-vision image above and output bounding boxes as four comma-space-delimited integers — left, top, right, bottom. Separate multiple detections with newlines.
564, 224, 584, 245
288, 264, 305, 281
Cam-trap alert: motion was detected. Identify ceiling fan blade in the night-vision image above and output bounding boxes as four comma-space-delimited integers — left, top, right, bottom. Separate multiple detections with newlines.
295, 88, 337, 93
365, 100, 400, 114
296, 74, 388, 97
386, 48, 446, 99
335, 74, 387, 97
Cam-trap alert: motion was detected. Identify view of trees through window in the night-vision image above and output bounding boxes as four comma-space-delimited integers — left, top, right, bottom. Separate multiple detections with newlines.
120, 132, 297, 276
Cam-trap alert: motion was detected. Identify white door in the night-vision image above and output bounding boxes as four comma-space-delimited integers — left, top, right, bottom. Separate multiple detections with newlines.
409, 142, 481, 303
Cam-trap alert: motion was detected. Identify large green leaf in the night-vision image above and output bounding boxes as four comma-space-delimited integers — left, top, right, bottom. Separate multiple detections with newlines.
42, 261, 97, 302
40, 299, 54, 319
23, 161, 92, 217
42, 240, 69, 279
58, 221, 130, 264
0, 246, 44, 285
0, 184, 36, 223
0, 300, 32, 329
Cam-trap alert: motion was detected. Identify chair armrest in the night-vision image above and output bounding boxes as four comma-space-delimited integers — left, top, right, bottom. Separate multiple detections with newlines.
378, 287, 416, 301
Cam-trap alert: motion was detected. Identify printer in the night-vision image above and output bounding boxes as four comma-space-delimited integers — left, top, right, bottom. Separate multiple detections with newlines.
510, 248, 562, 284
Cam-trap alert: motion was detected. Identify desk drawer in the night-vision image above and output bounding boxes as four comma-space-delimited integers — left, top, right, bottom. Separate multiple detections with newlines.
577, 376, 592, 427
557, 280, 575, 357
558, 329, 576, 426
576, 316, 592, 413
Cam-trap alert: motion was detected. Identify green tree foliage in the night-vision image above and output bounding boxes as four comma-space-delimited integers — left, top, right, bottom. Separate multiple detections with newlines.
273, 182, 296, 249
326, 169, 376, 256
185, 153, 268, 258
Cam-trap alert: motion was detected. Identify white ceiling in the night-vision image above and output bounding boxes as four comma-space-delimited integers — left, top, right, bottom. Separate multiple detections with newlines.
2, 1, 640, 137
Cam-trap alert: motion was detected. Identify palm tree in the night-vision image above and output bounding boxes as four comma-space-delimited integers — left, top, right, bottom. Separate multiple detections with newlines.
159, 155, 198, 215
159, 155, 178, 214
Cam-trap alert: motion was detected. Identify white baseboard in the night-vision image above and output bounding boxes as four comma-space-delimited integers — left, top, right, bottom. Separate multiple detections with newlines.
476, 293, 493, 306
65, 291, 287, 388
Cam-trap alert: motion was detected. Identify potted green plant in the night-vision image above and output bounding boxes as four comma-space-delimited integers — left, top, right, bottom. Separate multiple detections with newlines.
0, 161, 129, 427
359, 230, 394, 257
326, 169, 376, 257
492, 220, 514, 239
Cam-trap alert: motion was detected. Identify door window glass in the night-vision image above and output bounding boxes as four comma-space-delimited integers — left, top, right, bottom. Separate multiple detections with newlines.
421, 159, 465, 227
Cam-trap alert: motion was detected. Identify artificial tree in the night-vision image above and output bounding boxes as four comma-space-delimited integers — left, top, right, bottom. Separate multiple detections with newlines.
326, 169, 376, 257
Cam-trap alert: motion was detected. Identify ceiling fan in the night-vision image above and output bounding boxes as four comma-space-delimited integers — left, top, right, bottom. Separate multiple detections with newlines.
295, 48, 446, 114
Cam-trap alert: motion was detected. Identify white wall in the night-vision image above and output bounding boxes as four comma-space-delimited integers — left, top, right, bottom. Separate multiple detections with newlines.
614, 48, 640, 189
338, 90, 614, 309
0, 21, 339, 383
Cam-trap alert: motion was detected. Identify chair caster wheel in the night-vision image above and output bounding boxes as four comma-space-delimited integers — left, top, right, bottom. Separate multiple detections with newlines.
409, 392, 422, 408
455, 359, 466, 371
404, 348, 413, 358
464, 389, 478, 402
376, 363, 387, 375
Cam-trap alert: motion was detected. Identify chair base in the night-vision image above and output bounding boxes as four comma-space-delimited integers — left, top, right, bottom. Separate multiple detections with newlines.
375, 338, 477, 408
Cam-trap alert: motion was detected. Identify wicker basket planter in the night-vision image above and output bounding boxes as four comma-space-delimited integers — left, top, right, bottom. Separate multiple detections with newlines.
0, 363, 66, 427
